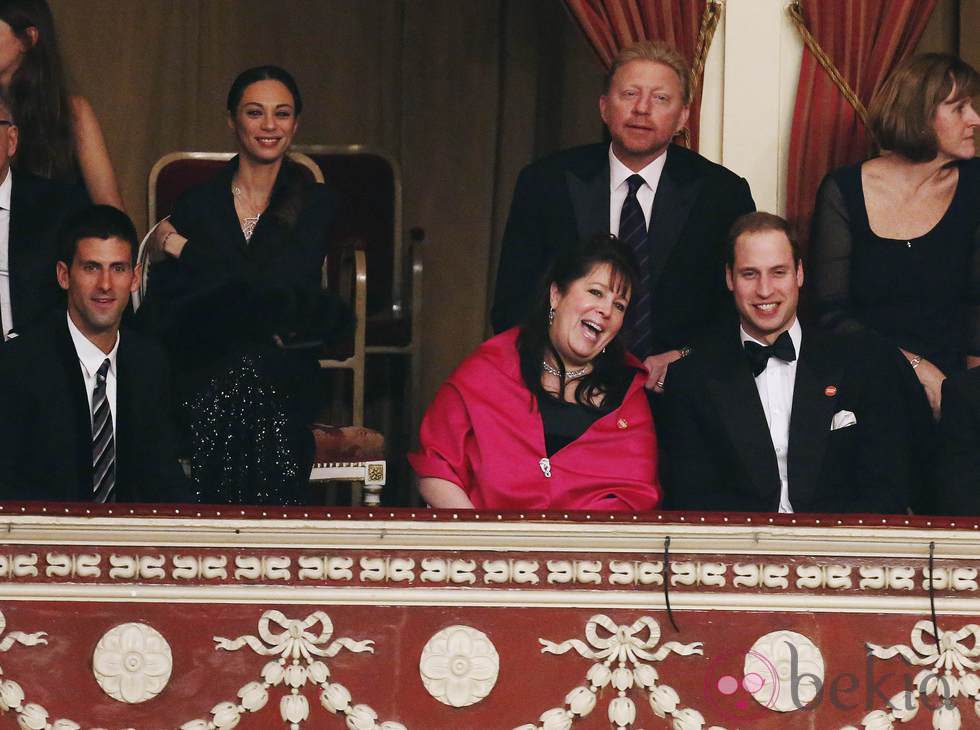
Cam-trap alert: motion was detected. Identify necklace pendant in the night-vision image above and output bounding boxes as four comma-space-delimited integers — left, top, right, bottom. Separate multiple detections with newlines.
541, 360, 590, 380
906, 241, 912, 249
538, 457, 552, 478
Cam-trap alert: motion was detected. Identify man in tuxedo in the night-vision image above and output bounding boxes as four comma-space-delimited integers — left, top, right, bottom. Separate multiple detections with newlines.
0, 205, 187, 502
658, 212, 911, 514
0, 94, 87, 340
491, 40, 755, 391
933, 368, 980, 515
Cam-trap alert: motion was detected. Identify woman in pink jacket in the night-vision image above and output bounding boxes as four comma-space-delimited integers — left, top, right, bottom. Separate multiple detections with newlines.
410, 234, 660, 511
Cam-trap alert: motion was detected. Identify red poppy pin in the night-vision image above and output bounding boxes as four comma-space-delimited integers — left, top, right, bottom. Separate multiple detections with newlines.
824, 385, 838, 397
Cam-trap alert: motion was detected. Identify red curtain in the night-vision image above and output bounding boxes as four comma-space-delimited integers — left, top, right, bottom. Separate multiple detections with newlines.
786, 0, 937, 250
564, 0, 709, 150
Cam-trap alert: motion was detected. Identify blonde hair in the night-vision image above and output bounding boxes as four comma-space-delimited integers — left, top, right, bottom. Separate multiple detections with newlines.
605, 41, 692, 105
869, 53, 980, 162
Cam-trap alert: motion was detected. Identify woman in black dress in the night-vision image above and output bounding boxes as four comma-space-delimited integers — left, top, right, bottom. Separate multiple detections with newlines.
138, 66, 350, 505
809, 54, 979, 511
811, 54, 980, 417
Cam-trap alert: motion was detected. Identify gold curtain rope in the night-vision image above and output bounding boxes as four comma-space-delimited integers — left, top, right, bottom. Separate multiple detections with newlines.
787, 1, 870, 127
691, 0, 723, 97
677, 0, 724, 148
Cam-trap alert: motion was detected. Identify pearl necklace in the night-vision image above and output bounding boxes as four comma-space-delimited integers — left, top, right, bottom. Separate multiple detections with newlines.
541, 360, 590, 381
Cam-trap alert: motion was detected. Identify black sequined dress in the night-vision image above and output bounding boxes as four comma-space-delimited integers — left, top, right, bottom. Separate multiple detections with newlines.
137, 157, 352, 505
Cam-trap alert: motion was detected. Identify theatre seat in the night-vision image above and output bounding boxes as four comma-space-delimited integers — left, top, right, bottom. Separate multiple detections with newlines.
311, 423, 386, 506
293, 145, 424, 447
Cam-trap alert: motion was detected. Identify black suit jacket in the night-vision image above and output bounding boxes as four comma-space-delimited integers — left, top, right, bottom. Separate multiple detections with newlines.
658, 323, 911, 514
0, 314, 189, 502
934, 368, 980, 515
491, 143, 755, 353
6, 171, 89, 336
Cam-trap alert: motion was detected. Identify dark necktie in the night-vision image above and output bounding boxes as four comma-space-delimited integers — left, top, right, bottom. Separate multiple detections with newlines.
91, 358, 115, 502
619, 174, 651, 358
744, 331, 797, 377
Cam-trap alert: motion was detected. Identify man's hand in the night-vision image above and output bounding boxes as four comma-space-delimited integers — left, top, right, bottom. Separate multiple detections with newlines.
644, 349, 684, 393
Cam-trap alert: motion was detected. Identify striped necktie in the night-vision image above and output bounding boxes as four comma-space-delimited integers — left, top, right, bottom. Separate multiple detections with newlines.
91, 358, 115, 502
619, 174, 652, 358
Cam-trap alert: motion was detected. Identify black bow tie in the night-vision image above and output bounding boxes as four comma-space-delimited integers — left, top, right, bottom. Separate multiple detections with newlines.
743, 330, 796, 376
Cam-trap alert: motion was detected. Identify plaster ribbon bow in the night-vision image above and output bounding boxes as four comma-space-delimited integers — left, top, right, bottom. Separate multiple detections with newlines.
214, 610, 374, 660
539, 614, 702, 663
868, 621, 980, 672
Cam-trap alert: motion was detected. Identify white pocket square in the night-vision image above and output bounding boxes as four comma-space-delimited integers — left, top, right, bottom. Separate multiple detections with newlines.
831, 410, 857, 430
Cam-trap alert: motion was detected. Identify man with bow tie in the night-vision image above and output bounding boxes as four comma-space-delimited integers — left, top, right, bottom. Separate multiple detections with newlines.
658, 212, 911, 514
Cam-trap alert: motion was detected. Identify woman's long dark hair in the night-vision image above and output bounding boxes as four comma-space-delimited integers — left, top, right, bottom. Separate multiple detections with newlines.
0, 0, 74, 180
227, 65, 305, 229
517, 233, 640, 409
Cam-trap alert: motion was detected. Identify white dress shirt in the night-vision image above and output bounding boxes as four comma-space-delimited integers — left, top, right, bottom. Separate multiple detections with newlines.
67, 312, 120, 435
0, 170, 13, 340
608, 146, 667, 235
741, 319, 802, 513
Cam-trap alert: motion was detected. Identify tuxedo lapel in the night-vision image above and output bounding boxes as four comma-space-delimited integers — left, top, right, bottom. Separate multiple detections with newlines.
647, 147, 702, 294
705, 331, 781, 505
114, 334, 133, 501
787, 331, 843, 510
565, 151, 610, 242
53, 318, 96, 499
8, 174, 38, 321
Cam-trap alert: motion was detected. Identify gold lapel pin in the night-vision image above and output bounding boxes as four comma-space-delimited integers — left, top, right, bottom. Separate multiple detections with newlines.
617, 418, 628, 429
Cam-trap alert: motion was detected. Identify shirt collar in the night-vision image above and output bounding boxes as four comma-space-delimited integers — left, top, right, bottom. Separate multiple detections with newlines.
740, 317, 802, 354
66, 311, 119, 379
608, 144, 668, 193
0, 168, 12, 210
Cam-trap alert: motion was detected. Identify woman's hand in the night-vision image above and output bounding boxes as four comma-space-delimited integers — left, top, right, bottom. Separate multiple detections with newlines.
149, 219, 188, 261
902, 349, 946, 420
419, 477, 475, 508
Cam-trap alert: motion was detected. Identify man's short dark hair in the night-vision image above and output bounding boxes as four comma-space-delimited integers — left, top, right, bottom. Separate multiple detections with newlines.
57, 205, 138, 266
725, 211, 801, 268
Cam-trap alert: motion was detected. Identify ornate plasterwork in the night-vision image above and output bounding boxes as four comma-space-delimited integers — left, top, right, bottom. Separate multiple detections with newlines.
483, 559, 539, 585
733, 563, 789, 588
547, 560, 602, 585
360, 557, 416, 582
924, 568, 979, 592
45, 552, 101, 578
608, 560, 663, 586
0, 553, 38, 577
108, 554, 165, 580
841, 621, 980, 730
297, 555, 354, 581
744, 630, 824, 712
172, 554, 228, 580
859, 566, 915, 591
92, 622, 172, 703
515, 614, 717, 730
671, 562, 726, 587
796, 564, 852, 589
420, 558, 476, 584
235, 555, 291, 580
0, 610, 80, 729
178, 610, 405, 730
6, 541, 980, 598
419, 625, 499, 707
